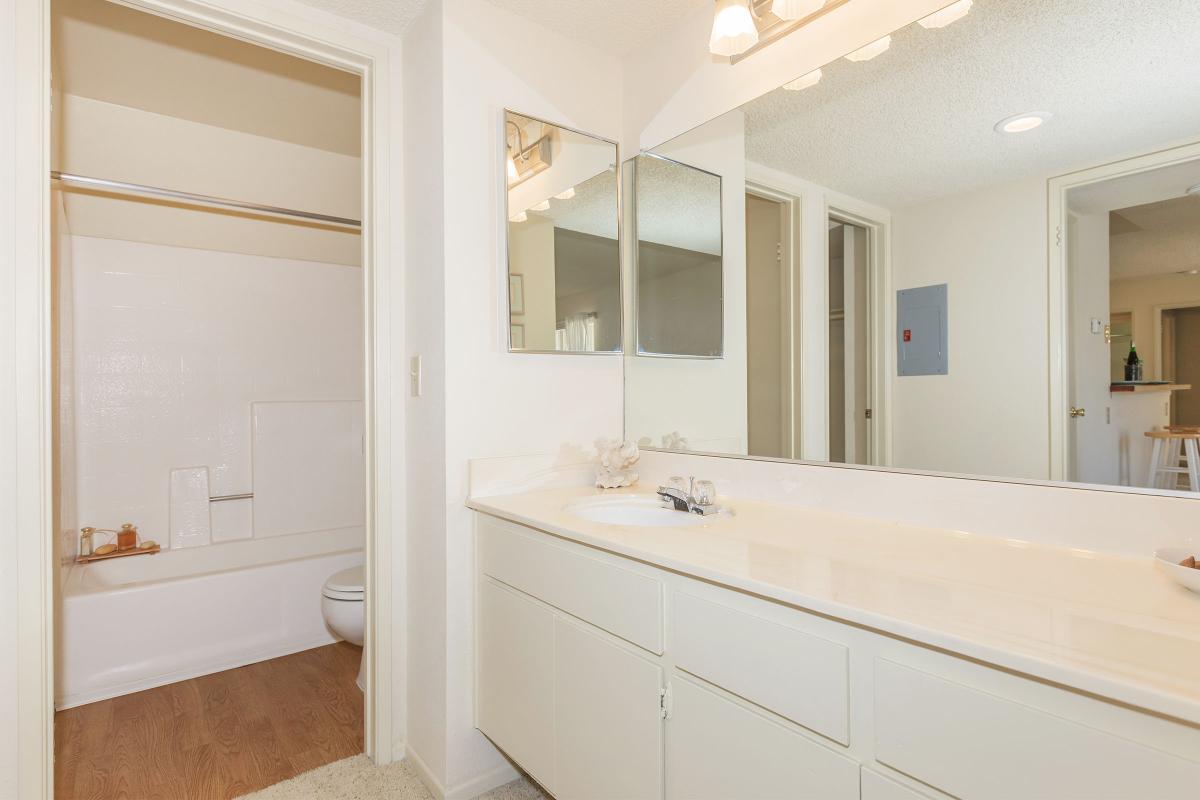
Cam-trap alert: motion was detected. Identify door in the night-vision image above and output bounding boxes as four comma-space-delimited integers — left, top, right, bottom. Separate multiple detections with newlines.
666, 676, 858, 800
828, 220, 871, 465
746, 193, 788, 458
554, 619, 663, 800
1067, 213, 1118, 483
1164, 306, 1200, 425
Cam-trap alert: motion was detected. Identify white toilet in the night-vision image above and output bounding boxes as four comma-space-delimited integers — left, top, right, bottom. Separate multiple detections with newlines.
321, 564, 365, 690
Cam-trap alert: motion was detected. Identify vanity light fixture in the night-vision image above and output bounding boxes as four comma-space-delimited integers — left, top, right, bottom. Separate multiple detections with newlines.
530, 199, 551, 211
509, 211, 528, 223
555, 187, 576, 200
994, 111, 1051, 133
918, 0, 972, 29
845, 35, 891, 62
783, 68, 822, 91
506, 118, 553, 186
709, 0, 758, 57
771, 0, 825, 21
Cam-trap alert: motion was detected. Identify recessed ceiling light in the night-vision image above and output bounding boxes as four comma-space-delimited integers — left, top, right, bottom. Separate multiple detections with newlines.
783, 68, 822, 91
1187, 183, 1200, 197
994, 112, 1051, 134
919, 0, 972, 29
845, 35, 891, 62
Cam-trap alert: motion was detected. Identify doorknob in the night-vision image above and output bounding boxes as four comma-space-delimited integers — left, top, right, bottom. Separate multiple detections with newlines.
1070, 407, 1086, 418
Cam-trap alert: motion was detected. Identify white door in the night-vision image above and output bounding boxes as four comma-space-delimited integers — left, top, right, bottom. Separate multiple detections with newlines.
477, 580, 557, 792
1067, 212, 1119, 484
554, 618, 663, 800
665, 676, 858, 800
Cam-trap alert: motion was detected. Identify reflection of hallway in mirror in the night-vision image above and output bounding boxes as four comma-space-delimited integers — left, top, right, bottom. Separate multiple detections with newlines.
1163, 306, 1200, 426
746, 192, 787, 458
828, 219, 870, 464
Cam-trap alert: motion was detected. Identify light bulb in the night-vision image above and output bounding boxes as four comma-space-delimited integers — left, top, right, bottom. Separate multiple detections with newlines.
845, 35, 891, 62
771, 0, 824, 21
531, 199, 550, 211
506, 154, 518, 182
709, 0, 759, 57
509, 211, 527, 223
555, 187, 576, 200
918, 0, 972, 29
783, 68, 822, 91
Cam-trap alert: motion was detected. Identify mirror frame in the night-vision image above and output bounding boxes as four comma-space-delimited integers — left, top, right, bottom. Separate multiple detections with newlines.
503, 108, 623, 356
631, 152, 726, 360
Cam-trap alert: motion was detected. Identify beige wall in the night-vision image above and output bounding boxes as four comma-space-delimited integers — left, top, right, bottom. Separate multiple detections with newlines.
507, 215, 557, 350
1111, 273, 1200, 379
59, 94, 361, 266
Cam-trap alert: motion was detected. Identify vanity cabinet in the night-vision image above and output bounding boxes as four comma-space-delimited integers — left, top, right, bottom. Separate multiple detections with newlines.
475, 514, 1200, 800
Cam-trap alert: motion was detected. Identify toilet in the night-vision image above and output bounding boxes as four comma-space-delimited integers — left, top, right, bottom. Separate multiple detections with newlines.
321, 564, 365, 690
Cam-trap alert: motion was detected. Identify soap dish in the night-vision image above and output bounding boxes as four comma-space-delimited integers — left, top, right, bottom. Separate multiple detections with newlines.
1154, 548, 1200, 594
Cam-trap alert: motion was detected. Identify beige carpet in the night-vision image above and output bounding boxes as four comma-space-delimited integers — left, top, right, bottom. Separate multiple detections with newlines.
239, 755, 550, 800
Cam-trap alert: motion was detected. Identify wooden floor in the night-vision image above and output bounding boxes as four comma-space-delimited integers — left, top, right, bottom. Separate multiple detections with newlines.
55, 643, 363, 800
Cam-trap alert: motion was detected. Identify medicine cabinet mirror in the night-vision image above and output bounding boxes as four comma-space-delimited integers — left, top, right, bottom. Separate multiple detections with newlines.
624, 0, 1200, 497
505, 110, 621, 354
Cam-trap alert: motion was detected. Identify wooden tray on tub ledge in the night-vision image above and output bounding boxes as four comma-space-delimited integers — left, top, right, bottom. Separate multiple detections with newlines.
75, 541, 160, 564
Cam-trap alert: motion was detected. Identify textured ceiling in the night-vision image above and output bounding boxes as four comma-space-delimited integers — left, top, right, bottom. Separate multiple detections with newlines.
483, 0, 711, 56
55, 0, 360, 156
742, 0, 1200, 209
1110, 194, 1200, 280
290, 0, 430, 35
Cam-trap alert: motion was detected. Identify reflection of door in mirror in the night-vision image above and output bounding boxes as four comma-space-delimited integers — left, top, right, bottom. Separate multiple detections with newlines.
828, 219, 870, 465
1162, 307, 1200, 427
746, 193, 788, 458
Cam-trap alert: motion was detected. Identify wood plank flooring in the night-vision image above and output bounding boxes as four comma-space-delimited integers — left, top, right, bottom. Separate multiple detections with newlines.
55, 643, 363, 800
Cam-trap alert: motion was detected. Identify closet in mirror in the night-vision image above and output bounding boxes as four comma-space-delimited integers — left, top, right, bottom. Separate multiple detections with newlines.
505, 110, 621, 353
625, 0, 1200, 494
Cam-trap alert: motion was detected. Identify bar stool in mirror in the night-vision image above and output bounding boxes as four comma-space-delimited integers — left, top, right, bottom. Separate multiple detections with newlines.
1145, 429, 1200, 491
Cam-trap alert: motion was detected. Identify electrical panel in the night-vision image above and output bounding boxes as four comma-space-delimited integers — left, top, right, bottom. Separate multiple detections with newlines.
897, 284, 948, 376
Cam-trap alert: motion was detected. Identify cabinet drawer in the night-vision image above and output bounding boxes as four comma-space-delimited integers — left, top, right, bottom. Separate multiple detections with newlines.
667, 676, 858, 800
874, 659, 1200, 800
673, 592, 849, 744
478, 516, 664, 654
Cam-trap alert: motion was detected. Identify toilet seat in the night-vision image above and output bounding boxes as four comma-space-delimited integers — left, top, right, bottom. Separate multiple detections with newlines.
322, 565, 364, 601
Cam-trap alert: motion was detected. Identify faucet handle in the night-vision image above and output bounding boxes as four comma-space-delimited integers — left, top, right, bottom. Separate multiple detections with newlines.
692, 479, 716, 507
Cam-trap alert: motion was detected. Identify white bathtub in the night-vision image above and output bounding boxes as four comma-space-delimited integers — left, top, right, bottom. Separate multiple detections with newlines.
57, 527, 363, 709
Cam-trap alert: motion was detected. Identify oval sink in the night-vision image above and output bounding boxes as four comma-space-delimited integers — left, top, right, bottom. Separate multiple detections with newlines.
565, 495, 710, 527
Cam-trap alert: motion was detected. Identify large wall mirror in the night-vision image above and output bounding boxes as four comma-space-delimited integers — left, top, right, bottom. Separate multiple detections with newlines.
505, 110, 621, 353
625, 0, 1200, 495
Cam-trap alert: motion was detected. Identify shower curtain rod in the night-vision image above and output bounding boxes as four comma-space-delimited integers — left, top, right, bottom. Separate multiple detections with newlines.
50, 171, 362, 229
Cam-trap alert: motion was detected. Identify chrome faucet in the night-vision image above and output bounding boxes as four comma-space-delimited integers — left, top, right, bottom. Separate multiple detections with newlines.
656, 476, 720, 516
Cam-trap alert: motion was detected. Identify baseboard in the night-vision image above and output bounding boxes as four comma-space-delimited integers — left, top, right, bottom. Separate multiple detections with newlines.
404, 745, 520, 800
56, 634, 342, 710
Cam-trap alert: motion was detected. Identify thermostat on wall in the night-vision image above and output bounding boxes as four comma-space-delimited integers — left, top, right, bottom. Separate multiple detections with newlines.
897, 284, 948, 376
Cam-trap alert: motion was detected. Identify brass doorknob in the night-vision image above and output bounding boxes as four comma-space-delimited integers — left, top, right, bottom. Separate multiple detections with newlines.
1070, 407, 1086, 418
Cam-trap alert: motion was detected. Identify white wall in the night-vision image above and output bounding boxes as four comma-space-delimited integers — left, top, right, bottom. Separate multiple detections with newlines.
69, 236, 363, 547
625, 111, 748, 454
890, 177, 1049, 480
403, 0, 625, 793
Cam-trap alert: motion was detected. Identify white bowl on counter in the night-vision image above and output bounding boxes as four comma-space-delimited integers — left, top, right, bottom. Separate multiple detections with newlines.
1154, 547, 1200, 594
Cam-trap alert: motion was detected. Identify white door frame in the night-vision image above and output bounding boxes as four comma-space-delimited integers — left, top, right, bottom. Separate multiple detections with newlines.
1047, 140, 1200, 481
12, 0, 403, 795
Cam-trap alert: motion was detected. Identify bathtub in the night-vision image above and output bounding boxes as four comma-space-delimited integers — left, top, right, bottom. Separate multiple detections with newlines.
57, 527, 363, 709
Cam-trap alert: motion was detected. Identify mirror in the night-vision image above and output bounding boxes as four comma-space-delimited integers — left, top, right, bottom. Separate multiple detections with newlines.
626, 0, 1200, 494
633, 154, 723, 357
505, 110, 621, 353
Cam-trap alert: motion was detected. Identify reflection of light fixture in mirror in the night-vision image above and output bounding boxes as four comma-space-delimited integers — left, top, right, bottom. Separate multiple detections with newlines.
918, 0, 972, 29
845, 35, 891, 61
509, 211, 527, 223
506, 154, 518, 182
530, 199, 550, 211
783, 68, 822, 91
709, 0, 758, 57
771, 0, 824, 21
994, 112, 1050, 133
505, 118, 553, 186
555, 187, 576, 200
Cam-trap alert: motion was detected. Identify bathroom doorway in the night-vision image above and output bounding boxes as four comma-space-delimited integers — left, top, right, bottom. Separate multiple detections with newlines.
827, 216, 872, 465
11, 0, 403, 796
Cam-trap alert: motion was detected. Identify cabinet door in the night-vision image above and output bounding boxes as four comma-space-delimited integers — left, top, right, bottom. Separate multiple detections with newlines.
666, 676, 858, 800
554, 618, 663, 800
477, 579, 556, 791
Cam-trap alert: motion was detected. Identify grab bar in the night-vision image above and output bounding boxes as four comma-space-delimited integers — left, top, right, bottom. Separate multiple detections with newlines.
209, 492, 254, 503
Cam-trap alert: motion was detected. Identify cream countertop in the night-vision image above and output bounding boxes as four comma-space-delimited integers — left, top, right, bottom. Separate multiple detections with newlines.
468, 485, 1200, 728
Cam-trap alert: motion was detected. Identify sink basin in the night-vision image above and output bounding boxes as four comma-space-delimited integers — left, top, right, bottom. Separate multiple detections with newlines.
565, 495, 710, 527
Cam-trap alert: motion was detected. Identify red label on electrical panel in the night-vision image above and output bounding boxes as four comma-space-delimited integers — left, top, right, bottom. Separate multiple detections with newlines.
903, 329, 912, 342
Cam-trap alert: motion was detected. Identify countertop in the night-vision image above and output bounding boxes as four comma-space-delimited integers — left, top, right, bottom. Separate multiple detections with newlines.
468, 486, 1200, 727
1111, 383, 1192, 393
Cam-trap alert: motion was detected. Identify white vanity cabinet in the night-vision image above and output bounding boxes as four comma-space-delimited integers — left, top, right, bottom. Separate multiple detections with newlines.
474, 513, 1200, 800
